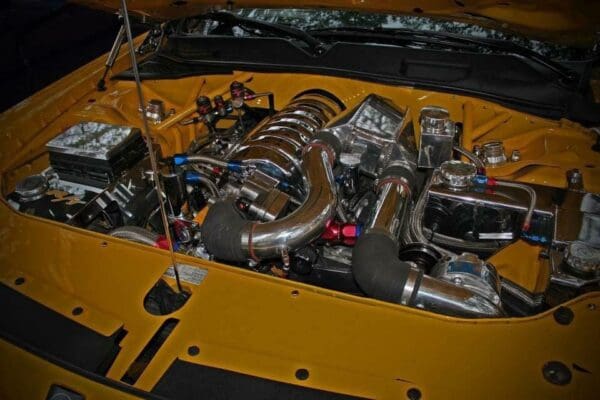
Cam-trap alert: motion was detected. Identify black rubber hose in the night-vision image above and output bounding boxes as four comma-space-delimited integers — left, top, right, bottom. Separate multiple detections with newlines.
352, 232, 412, 303
200, 201, 250, 262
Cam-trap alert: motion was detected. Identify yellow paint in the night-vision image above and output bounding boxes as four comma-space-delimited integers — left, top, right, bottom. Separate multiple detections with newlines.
488, 240, 550, 295
470, 111, 512, 141
1, 202, 600, 398
193, 204, 210, 224
0, 339, 142, 400
461, 100, 474, 161
0, 31, 599, 398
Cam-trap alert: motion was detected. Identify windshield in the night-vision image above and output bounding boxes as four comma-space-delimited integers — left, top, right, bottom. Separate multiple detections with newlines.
174, 8, 590, 61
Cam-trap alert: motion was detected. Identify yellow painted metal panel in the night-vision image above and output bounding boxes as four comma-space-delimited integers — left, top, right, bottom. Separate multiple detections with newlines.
0, 31, 599, 398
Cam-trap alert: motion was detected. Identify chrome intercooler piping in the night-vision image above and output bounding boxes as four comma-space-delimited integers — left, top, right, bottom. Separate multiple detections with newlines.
242, 144, 337, 260
200, 95, 341, 261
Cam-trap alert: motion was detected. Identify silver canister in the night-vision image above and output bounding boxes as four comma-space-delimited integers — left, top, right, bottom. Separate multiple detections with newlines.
145, 99, 166, 124
482, 141, 507, 166
417, 106, 456, 168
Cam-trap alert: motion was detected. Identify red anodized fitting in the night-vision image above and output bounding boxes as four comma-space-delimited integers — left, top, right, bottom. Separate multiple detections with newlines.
320, 220, 362, 246
155, 235, 171, 250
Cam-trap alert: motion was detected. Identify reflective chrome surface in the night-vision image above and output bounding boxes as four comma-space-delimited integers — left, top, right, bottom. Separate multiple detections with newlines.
332, 94, 407, 145
367, 180, 410, 240
247, 189, 291, 222
326, 96, 416, 182
243, 146, 337, 259
429, 180, 554, 217
482, 141, 507, 166
46, 122, 138, 160
417, 106, 455, 168
550, 248, 600, 288
15, 175, 48, 202
145, 99, 166, 124
440, 160, 477, 190
420, 106, 451, 134
412, 274, 504, 318
406, 172, 455, 257
431, 253, 502, 307
231, 94, 338, 182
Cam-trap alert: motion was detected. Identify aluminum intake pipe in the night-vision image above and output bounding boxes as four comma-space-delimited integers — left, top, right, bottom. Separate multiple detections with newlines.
200, 138, 337, 261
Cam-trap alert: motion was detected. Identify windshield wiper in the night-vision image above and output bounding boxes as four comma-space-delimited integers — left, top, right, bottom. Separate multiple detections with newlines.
199, 12, 327, 55
309, 26, 579, 84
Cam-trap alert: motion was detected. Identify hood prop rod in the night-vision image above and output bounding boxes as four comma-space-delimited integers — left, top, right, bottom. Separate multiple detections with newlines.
120, 0, 183, 294
97, 17, 125, 91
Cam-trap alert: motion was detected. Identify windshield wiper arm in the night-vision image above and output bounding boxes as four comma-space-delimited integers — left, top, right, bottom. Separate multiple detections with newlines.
310, 26, 578, 84
201, 12, 327, 55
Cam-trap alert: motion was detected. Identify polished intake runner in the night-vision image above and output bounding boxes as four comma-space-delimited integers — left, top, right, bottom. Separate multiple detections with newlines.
229, 94, 340, 180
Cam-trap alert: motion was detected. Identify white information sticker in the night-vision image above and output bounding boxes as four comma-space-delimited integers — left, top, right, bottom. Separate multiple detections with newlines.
163, 264, 208, 286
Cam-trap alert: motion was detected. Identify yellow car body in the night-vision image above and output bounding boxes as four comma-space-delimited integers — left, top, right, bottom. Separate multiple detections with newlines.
1, 2, 599, 399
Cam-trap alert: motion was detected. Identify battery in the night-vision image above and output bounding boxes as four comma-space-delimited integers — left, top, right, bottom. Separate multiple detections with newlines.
46, 122, 147, 187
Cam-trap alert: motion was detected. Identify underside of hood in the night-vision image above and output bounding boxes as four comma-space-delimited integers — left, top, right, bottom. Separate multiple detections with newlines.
75, 0, 600, 46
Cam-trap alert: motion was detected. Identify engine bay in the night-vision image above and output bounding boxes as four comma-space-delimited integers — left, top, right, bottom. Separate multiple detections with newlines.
5, 72, 600, 319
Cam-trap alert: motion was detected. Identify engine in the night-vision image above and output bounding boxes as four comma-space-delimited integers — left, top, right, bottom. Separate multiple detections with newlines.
8, 80, 600, 318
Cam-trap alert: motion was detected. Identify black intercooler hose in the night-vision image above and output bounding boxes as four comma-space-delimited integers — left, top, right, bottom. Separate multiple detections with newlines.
352, 232, 413, 303
200, 201, 249, 262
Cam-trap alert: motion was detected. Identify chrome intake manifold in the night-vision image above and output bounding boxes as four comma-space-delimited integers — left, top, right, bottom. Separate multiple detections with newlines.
228, 94, 341, 183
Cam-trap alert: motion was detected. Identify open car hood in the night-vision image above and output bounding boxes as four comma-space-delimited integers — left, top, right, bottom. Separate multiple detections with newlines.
76, 0, 600, 46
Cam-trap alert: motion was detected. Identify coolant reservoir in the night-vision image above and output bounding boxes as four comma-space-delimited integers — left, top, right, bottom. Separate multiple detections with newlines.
418, 106, 456, 168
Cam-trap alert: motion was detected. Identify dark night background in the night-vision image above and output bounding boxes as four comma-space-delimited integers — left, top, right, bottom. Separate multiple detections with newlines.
0, 0, 144, 112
